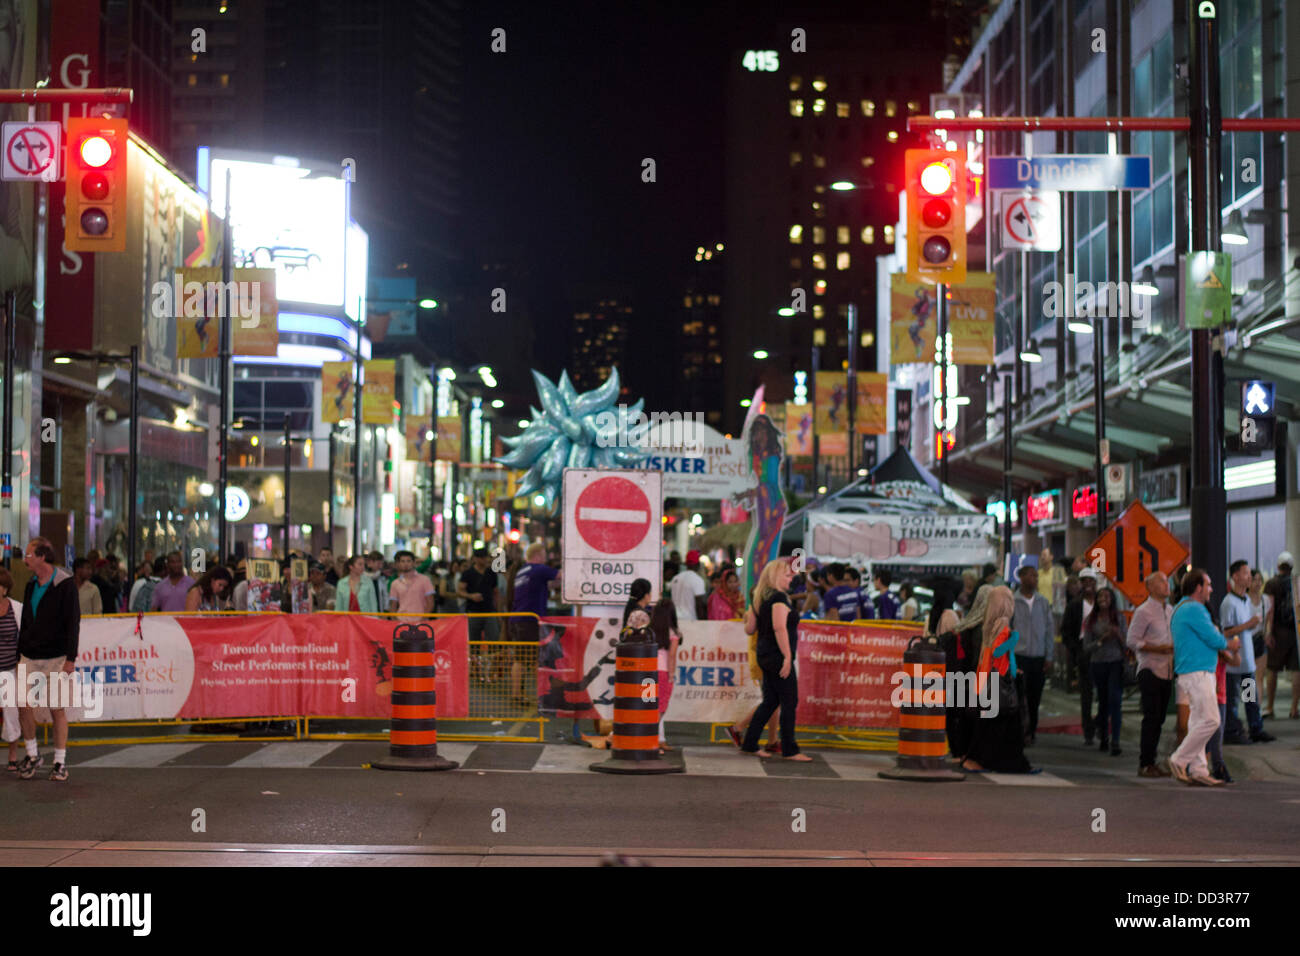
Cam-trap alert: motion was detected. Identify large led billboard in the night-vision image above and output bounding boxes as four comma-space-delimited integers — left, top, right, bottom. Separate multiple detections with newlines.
200, 148, 347, 308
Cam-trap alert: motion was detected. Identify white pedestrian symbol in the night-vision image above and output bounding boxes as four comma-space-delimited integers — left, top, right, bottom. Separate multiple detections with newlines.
1244, 383, 1270, 415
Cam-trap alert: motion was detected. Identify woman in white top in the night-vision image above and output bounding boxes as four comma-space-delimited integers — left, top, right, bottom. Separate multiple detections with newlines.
1250, 569, 1271, 715
0, 569, 22, 772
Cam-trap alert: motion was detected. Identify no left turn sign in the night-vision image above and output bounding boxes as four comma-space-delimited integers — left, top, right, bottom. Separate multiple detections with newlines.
999, 191, 1061, 252
1, 122, 61, 182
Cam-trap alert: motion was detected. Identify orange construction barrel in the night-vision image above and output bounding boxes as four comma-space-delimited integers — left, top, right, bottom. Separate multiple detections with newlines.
878, 634, 963, 782
373, 622, 458, 772
591, 639, 682, 775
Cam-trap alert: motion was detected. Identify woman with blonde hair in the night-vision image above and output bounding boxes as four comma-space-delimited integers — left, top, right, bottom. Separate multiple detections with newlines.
961, 586, 1036, 774
739, 557, 812, 761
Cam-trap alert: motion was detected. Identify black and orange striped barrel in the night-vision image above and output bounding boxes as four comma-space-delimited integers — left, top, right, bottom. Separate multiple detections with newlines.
878, 634, 963, 782
590, 640, 683, 775
373, 622, 458, 772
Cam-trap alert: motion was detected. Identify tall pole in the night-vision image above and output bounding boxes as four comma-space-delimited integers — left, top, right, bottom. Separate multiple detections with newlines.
128, 345, 139, 583
810, 344, 821, 491
937, 282, 949, 487
283, 413, 292, 560
352, 330, 362, 555
218, 168, 232, 562
847, 303, 858, 478
326, 425, 334, 538
1002, 373, 1013, 565
1, 290, 14, 567
1189, 0, 1225, 596
1093, 314, 1107, 538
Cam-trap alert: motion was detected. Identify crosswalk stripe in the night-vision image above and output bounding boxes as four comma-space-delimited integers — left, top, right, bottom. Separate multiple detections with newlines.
679, 747, 769, 777
228, 742, 345, 768
532, 744, 603, 773
817, 751, 898, 781
77, 743, 205, 768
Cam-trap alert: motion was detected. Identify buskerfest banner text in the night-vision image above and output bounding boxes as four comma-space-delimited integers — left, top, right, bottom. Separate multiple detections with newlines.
62, 614, 469, 721
540, 617, 922, 728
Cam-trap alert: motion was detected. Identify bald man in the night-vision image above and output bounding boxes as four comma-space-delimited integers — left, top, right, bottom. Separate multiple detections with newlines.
1127, 571, 1175, 776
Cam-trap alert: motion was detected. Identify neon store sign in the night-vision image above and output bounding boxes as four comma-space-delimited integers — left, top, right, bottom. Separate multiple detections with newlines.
1026, 490, 1062, 526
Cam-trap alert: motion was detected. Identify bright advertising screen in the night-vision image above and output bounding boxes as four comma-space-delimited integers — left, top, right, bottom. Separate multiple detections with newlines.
205, 150, 346, 308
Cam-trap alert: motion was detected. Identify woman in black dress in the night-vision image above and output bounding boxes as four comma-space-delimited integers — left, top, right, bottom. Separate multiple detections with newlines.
739, 557, 812, 761
962, 586, 1035, 773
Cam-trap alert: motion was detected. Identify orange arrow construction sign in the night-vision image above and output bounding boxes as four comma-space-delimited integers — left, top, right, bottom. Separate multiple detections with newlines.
1085, 501, 1189, 607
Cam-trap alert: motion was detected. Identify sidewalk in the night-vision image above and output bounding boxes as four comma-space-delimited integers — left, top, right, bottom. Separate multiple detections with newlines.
1032, 675, 1300, 782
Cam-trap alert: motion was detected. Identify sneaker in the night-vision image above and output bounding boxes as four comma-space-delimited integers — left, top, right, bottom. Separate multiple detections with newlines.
1251, 731, 1277, 743
48, 763, 67, 782
16, 754, 42, 780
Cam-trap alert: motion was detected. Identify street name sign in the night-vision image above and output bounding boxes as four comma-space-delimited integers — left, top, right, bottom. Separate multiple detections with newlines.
988, 155, 1151, 191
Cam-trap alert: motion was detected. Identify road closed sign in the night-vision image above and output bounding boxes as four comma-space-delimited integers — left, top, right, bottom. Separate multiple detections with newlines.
562, 468, 663, 605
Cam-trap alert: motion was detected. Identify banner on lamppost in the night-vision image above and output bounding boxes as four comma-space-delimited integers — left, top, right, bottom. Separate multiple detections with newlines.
361, 359, 396, 424
174, 267, 278, 358
406, 416, 432, 461
784, 403, 813, 457
321, 362, 354, 424
436, 415, 463, 461
889, 271, 996, 365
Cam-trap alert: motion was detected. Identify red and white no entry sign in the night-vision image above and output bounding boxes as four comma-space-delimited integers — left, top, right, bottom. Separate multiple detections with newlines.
574, 476, 651, 553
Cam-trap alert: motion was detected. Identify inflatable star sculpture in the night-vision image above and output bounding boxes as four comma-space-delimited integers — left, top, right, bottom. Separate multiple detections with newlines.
495, 367, 647, 511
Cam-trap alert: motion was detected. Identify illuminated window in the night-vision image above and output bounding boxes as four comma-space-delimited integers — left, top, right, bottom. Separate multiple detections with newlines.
812, 253, 826, 270
790, 150, 802, 166
861, 332, 875, 347
814, 279, 827, 295
836, 225, 850, 244
813, 154, 826, 168
812, 98, 826, 114
187, 74, 198, 86
883, 224, 895, 244
861, 156, 875, 167
861, 99, 875, 116
836, 252, 850, 270
836, 102, 850, 118
861, 226, 874, 243
790, 99, 804, 117
790, 257, 802, 269
908, 100, 920, 112
887, 130, 899, 142
886, 100, 897, 117
789, 224, 803, 244
837, 304, 850, 318
813, 305, 825, 319
219, 74, 230, 87
813, 328, 827, 346
812, 226, 826, 244
683, 295, 692, 307
789, 75, 802, 91
812, 76, 827, 92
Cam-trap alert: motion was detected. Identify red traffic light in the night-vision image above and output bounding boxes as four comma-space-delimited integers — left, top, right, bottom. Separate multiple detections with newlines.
80, 171, 110, 201
921, 198, 951, 228
78, 135, 114, 168
920, 161, 953, 195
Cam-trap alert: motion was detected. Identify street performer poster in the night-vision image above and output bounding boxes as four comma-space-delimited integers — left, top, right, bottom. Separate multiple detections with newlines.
890, 272, 996, 365
362, 359, 396, 424
322, 362, 354, 423
796, 621, 919, 727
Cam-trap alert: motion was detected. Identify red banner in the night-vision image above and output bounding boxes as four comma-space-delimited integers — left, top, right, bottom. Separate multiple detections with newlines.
795, 621, 920, 728
537, 615, 621, 719
75, 614, 469, 721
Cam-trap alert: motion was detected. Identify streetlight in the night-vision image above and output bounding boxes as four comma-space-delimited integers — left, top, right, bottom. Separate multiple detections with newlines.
53, 348, 141, 580
1222, 209, 1249, 245
752, 349, 770, 360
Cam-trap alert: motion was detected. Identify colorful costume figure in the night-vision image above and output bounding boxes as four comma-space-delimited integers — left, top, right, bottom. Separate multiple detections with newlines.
740, 416, 787, 601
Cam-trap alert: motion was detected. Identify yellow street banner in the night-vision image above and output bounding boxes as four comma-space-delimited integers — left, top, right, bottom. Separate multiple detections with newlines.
815, 371, 885, 435
174, 267, 278, 358
890, 271, 996, 365
321, 362, 354, 423
405, 416, 432, 461
784, 402, 813, 457
361, 359, 396, 425
436, 415, 463, 461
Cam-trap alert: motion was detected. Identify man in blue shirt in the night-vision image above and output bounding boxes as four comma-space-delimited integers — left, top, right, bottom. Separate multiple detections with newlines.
873, 570, 899, 620
822, 564, 860, 621
512, 543, 559, 618
1168, 567, 1236, 786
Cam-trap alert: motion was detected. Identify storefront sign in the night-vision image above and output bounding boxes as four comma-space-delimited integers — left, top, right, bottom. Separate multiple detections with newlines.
806, 511, 997, 567
1136, 465, 1182, 508
1026, 489, 1063, 527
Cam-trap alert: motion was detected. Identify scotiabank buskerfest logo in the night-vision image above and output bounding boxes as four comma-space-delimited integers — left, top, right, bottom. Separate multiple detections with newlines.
889, 664, 1000, 719
0, 666, 105, 718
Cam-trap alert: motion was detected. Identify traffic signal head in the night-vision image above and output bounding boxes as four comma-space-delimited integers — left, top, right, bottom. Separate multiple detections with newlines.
64, 117, 128, 252
905, 149, 966, 285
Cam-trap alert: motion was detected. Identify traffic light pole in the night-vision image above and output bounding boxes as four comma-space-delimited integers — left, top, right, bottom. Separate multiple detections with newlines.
1002, 373, 1012, 564
1093, 313, 1107, 539
218, 168, 232, 563
847, 303, 858, 477
1189, 1, 1226, 596
284, 414, 292, 561
937, 283, 949, 488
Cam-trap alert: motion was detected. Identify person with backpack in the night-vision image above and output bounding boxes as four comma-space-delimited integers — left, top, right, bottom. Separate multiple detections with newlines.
1264, 552, 1298, 719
